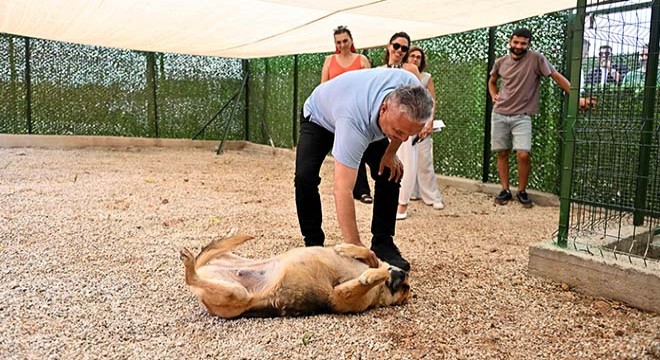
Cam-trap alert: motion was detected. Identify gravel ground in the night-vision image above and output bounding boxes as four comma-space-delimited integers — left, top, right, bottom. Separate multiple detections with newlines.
1, 145, 658, 360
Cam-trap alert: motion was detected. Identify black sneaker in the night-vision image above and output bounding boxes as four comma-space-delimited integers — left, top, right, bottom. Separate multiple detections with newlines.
304, 233, 324, 247
495, 189, 512, 205
304, 239, 324, 247
516, 190, 534, 208
371, 241, 410, 271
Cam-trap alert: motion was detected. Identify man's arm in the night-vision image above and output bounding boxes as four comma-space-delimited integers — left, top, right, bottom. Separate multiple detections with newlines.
488, 74, 499, 102
333, 161, 361, 245
550, 71, 571, 94
379, 139, 404, 182
333, 161, 379, 268
550, 71, 596, 110
383, 138, 402, 158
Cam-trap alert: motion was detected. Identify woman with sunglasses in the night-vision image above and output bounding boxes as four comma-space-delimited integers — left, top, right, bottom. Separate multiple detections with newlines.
396, 46, 444, 220
321, 26, 374, 205
382, 32, 420, 77
380, 32, 424, 220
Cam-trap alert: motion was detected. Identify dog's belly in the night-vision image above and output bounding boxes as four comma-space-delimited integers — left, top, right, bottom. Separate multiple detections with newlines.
197, 262, 276, 293
199, 261, 334, 317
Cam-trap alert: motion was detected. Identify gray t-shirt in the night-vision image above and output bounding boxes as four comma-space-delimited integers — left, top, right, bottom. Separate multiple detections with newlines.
303, 68, 420, 168
491, 50, 555, 115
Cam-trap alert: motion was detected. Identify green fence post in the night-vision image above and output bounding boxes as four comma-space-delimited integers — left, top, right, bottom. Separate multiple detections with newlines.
633, 0, 660, 225
25, 37, 32, 134
557, 0, 587, 247
558, 13, 576, 196
482, 26, 496, 183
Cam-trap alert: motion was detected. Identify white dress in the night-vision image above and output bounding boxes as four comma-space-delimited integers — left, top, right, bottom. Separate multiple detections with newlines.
397, 72, 444, 207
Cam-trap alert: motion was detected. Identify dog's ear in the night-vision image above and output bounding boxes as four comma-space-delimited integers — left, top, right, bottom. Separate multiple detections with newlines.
386, 267, 407, 293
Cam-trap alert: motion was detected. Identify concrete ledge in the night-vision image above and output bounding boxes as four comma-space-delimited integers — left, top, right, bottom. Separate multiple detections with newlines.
0, 134, 250, 151
240, 141, 296, 159
529, 241, 660, 313
0, 134, 301, 158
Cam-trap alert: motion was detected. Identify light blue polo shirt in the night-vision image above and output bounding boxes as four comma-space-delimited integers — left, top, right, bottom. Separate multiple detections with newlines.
303, 68, 420, 169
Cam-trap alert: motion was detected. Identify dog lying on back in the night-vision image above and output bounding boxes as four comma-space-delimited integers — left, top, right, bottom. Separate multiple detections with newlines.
179, 234, 411, 318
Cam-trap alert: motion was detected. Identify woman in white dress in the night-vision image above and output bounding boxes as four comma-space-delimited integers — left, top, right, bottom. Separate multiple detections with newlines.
396, 46, 444, 220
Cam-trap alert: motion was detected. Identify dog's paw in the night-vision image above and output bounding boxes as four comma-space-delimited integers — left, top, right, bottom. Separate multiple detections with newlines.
225, 227, 239, 237
179, 248, 195, 265
358, 268, 389, 286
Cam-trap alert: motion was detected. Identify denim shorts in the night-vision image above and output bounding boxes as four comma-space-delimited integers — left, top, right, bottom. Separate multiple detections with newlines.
491, 112, 532, 152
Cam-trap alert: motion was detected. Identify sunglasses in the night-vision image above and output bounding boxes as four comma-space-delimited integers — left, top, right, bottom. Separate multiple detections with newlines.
391, 43, 409, 53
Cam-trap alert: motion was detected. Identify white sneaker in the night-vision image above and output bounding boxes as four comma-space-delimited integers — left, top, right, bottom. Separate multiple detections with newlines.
432, 201, 445, 210
396, 212, 408, 220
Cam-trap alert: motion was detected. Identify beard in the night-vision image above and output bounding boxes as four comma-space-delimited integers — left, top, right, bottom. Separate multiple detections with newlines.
509, 47, 528, 56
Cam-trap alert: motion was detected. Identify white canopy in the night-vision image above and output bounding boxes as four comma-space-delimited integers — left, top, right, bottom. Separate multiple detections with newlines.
0, 0, 581, 59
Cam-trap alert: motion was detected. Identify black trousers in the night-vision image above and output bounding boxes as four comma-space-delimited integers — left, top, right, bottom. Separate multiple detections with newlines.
352, 161, 372, 199
294, 117, 399, 247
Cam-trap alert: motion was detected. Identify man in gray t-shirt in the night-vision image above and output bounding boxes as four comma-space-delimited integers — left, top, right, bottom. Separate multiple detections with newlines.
488, 28, 570, 208
296, 68, 433, 271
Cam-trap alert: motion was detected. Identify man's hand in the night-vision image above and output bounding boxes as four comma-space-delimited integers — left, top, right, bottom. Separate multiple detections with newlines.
358, 248, 380, 268
362, 249, 379, 268
378, 153, 403, 182
342, 240, 380, 268
579, 97, 598, 110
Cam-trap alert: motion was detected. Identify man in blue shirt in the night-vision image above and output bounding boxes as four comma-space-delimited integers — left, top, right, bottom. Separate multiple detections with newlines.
296, 68, 433, 271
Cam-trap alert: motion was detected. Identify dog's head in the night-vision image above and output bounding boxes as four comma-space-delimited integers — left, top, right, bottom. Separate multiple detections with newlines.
384, 266, 411, 305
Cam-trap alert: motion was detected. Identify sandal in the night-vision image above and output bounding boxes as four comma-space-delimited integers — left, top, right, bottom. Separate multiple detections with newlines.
359, 194, 373, 204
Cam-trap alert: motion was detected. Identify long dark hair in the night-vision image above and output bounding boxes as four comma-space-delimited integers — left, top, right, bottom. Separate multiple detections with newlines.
333, 25, 356, 53
383, 32, 411, 65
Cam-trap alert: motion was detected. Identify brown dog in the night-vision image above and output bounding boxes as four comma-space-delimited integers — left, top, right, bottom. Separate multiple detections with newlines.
179, 234, 411, 318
